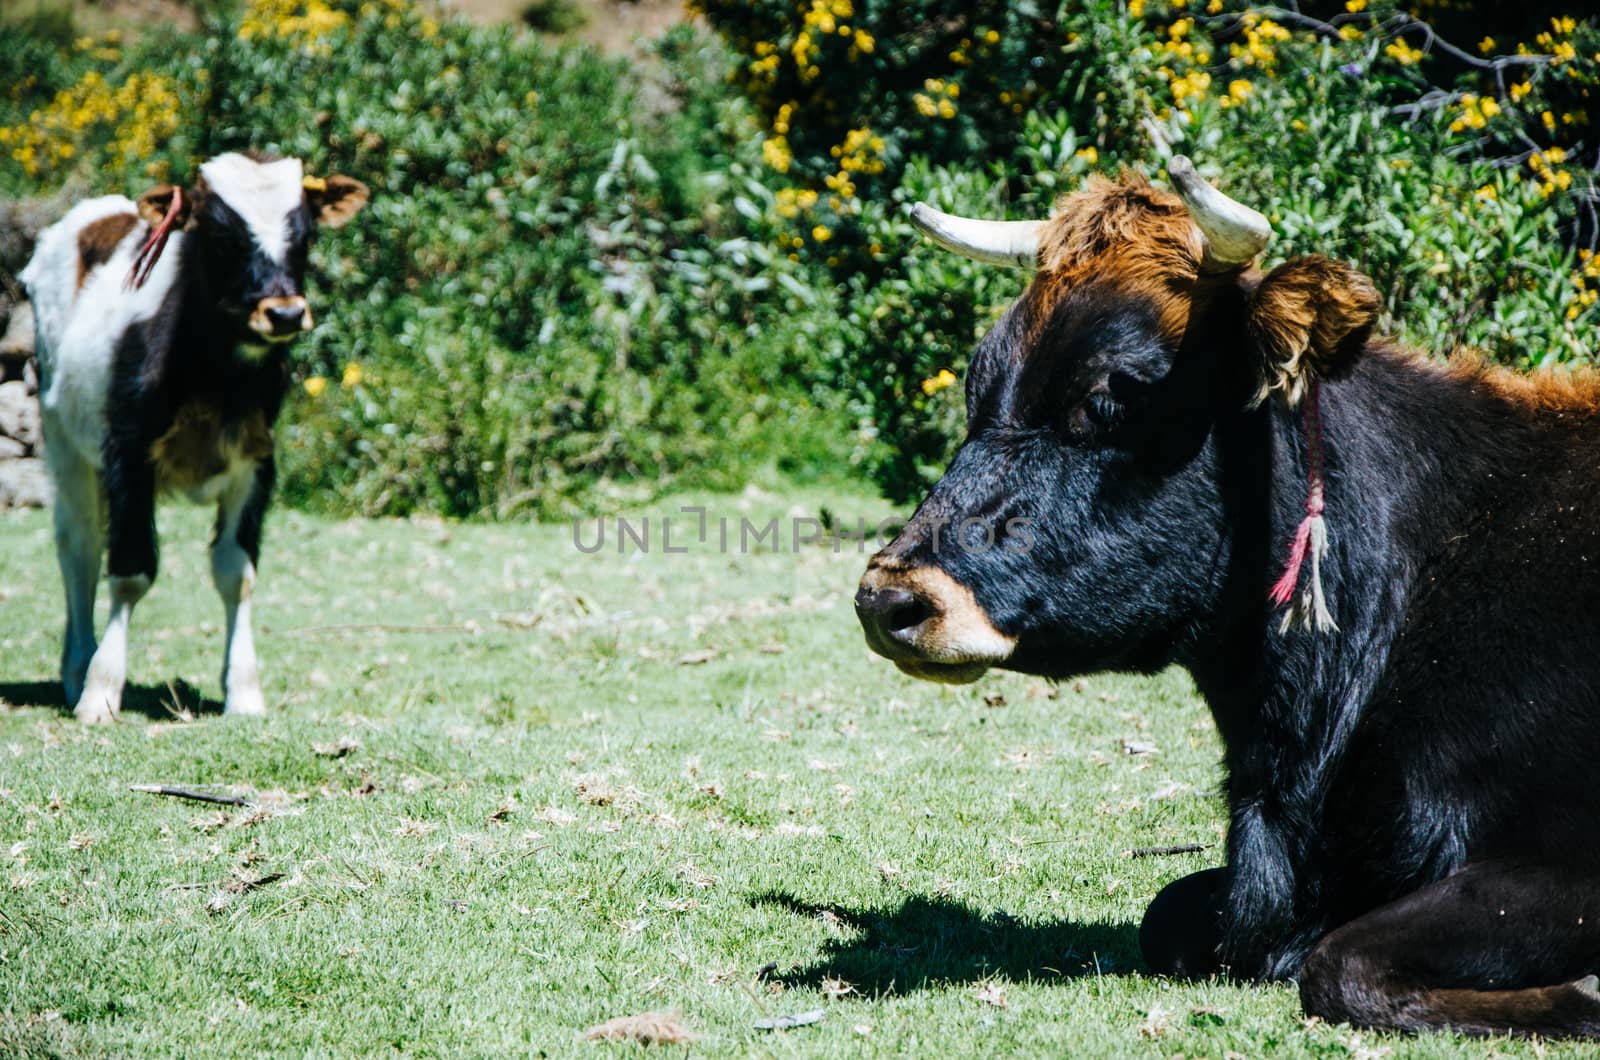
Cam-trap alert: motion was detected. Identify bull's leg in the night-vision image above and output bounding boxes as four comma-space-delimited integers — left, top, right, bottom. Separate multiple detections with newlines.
1299, 860, 1600, 1037
44, 429, 104, 707
78, 446, 157, 723
212, 458, 273, 716
1140, 867, 1227, 978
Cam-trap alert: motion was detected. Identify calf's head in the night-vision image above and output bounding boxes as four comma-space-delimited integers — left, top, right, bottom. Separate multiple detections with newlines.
855, 158, 1380, 684
136, 152, 368, 346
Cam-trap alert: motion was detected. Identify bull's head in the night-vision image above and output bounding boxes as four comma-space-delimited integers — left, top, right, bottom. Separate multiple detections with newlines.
135, 153, 368, 348
855, 158, 1381, 684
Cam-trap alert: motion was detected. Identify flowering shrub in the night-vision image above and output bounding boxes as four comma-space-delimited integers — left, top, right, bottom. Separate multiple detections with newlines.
703, 1, 1600, 500
0, 1, 852, 517
0, 68, 182, 182
5, 1, 1599, 512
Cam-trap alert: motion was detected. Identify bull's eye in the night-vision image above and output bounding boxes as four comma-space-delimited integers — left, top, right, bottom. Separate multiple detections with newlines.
1085, 390, 1122, 429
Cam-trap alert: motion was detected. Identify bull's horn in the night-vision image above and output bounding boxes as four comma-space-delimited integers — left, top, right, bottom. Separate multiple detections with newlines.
909, 202, 1045, 269
1167, 155, 1271, 272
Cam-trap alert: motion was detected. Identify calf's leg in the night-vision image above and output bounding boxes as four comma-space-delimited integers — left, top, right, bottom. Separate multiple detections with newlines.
212, 459, 273, 716
1299, 860, 1600, 1037
78, 450, 157, 723
44, 431, 104, 707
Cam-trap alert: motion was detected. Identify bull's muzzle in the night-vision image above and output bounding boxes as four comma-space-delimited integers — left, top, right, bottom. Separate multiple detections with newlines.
854, 560, 1015, 684
250, 296, 314, 342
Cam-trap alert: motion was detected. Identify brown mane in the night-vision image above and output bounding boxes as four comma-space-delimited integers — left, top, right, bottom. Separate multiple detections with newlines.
1023, 172, 1205, 345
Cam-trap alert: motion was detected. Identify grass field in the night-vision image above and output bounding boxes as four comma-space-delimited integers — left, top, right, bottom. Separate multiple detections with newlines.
0, 487, 1579, 1057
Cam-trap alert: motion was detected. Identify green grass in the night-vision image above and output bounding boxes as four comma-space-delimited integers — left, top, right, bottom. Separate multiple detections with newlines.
0, 488, 1580, 1057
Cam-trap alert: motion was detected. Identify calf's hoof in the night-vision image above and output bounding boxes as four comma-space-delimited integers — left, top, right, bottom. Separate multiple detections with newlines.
73, 690, 120, 724
224, 686, 267, 717
61, 647, 95, 708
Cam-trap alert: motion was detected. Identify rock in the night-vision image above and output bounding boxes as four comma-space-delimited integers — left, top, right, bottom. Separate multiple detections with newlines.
0, 380, 40, 448
0, 186, 82, 279
0, 436, 25, 460
0, 456, 50, 509
0, 301, 34, 357
23, 356, 37, 396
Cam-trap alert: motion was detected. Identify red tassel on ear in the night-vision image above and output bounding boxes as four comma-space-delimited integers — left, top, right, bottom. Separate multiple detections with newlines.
1269, 380, 1336, 633
127, 187, 182, 290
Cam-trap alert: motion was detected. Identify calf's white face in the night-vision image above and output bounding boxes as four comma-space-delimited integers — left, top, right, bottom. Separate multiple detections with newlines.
136, 152, 368, 346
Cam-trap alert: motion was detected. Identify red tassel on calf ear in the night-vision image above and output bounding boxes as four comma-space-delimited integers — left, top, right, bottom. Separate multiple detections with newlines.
127, 187, 182, 290
1268, 380, 1336, 633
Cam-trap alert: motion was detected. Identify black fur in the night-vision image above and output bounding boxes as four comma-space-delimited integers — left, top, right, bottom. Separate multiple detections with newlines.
869, 277, 1600, 1036
100, 196, 308, 582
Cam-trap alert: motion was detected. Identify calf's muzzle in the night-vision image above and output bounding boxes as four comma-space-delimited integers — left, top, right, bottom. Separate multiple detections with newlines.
250, 296, 314, 341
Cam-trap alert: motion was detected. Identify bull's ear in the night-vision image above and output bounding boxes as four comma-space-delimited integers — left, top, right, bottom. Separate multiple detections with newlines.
1246, 255, 1381, 404
303, 174, 369, 228
136, 184, 193, 229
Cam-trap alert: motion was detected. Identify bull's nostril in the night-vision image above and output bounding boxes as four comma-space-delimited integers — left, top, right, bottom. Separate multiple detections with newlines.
855, 586, 934, 637
882, 593, 932, 634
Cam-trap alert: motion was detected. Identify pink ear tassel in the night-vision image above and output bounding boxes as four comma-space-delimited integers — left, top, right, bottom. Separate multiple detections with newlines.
1269, 380, 1336, 633
127, 187, 182, 291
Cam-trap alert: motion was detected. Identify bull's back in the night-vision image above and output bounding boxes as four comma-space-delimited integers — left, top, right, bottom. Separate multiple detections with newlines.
21, 196, 181, 466
1354, 405, 1600, 868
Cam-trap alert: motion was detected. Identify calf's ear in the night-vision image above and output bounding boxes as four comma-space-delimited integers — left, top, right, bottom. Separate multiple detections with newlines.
1246, 255, 1381, 404
303, 174, 369, 228
136, 184, 194, 229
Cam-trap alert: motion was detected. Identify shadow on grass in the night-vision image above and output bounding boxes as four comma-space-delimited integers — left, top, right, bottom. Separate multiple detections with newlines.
753, 891, 1141, 994
0, 679, 223, 719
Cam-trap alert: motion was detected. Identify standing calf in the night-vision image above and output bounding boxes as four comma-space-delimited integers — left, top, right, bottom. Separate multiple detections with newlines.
21, 152, 367, 722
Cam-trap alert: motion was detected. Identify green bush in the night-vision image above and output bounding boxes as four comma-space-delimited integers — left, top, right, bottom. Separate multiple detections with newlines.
6, 1, 1599, 514
1, 3, 854, 518
700, 0, 1600, 501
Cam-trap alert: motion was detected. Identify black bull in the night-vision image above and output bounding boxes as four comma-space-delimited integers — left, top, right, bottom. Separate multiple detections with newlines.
854, 173, 1600, 1037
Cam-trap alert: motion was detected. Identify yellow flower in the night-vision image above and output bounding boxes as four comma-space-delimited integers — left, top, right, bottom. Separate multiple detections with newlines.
1345, 0, 1366, 11
1474, 184, 1497, 201
1542, 110, 1557, 131
341, 362, 363, 389
1228, 78, 1252, 102
853, 29, 874, 53
1478, 37, 1495, 54
303, 376, 328, 398
1075, 146, 1098, 164
920, 368, 958, 396
1510, 80, 1532, 102
812, 225, 833, 243
1384, 38, 1425, 65
761, 136, 792, 173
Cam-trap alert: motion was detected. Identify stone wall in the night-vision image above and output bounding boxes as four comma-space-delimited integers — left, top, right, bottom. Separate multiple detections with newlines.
0, 191, 74, 511
0, 301, 48, 509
